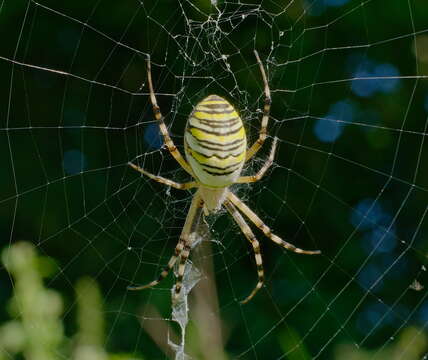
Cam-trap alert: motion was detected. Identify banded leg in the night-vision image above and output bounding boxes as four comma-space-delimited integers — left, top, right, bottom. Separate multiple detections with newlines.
146, 58, 194, 176
245, 50, 271, 161
237, 137, 278, 184
227, 191, 321, 255
172, 243, 191, 302
128, 162, 197, 190
128, 193, 203, 291
127, 239, 184, 291
173, 194, 204, 302
224, 199, 265, 304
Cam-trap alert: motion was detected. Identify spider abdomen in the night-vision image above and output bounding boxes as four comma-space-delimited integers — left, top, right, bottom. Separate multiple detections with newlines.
184, 95, 247, 188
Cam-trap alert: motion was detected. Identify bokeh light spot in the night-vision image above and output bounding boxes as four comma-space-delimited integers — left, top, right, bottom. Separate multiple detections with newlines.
144, 123, 163, 150
314, 118, 343, 143
374, 63, 400, 93
305, 0, 326, 16
350, 198, 388, 230
63, 150, 87, 175
367, 227, 397, 254
325, 0, 351, 7
357, 264, 383, 291
351, 70, 379, 97
313, 99, 356, 142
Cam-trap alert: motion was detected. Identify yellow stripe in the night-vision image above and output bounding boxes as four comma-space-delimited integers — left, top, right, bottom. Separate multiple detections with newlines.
189, 126, 245, 143
197, 106, 234, 113
198, 100, 231, 106
193, 111, 238, 121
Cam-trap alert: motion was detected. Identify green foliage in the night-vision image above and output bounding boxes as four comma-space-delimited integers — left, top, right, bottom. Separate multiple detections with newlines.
334, 327, 428, 360
278, 326, 311, 360
0, 242, 426, 359
0, 242, 143, 360
73, 277, 108, 360
1, 242, 64, 360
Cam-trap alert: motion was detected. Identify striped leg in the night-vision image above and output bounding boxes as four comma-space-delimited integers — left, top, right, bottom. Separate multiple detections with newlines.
237, 137, 277, 184
245, 50, 271, 162
128, 162, 197, 190
146, 58, 194, 176
227, 192, 321, 255
127, 239, 184, 291
224, 199, 265, 304
173, 193, 204, 302
172, 243, 191, 302
128, 193, 203, 292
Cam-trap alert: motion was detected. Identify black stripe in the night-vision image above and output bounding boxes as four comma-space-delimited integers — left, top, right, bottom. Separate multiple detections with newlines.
202, 168, 238, 176
187, 152, 240, 175
190, 147, 244, 160
193, 116, 240, 124
190, 118, 241, 129
196, 137, 244, 147
200, 161, 241, 171
198, 102, 232, 109
186, 132, 245, 151
188, 125, 243, 136
194, 108, 236, 115
197, 141, 245, 152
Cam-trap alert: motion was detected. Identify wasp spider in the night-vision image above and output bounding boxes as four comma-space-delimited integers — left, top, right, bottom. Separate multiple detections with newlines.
128, 51, 321, 304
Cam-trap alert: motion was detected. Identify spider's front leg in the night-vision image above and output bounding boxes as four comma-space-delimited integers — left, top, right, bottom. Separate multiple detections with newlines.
237, 137, 278, 184
245, 50, 271, 161
145, 57, 194, 176
128, 162, 196, 190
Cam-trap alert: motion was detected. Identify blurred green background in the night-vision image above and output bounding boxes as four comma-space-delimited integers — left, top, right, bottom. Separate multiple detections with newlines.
0, 0, 428, 359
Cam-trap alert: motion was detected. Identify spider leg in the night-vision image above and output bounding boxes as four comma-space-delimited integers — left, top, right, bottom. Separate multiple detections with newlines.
146, 57, 194, 176
245, 50, 271, 162
128, 193, 203, 292
128, 162, 197, 190
224, 199, 265, 304
237, 137, 277, 184
172, 193, 204, 302
227, 191, 321, 255
127, 239, 183, 291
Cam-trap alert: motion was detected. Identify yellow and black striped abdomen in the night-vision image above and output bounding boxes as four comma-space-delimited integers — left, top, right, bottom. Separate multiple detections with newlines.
184, 95, 246, 188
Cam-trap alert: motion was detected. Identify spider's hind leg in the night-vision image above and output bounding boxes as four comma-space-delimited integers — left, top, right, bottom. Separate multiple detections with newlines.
172, 194, 205, 302
127, 239, 184, 291
128, 193, 204, 297
224, 199, 265, 304
227, 192, 321, 255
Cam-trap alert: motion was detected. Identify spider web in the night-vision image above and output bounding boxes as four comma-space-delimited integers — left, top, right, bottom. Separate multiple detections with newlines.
1, 0, 428, 359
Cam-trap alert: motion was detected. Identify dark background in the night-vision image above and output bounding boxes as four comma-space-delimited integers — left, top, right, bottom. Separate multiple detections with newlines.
0, 0, 427, 359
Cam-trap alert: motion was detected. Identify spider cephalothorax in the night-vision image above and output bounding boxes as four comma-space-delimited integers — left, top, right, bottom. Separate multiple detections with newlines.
128, 51, 321, 303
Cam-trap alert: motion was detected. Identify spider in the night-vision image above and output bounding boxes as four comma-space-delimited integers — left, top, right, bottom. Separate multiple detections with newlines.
128, 51, 321, 304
